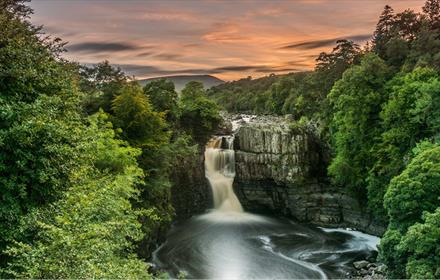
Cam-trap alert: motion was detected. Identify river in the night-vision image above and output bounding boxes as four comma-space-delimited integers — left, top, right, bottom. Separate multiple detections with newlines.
153, 135, 379, 279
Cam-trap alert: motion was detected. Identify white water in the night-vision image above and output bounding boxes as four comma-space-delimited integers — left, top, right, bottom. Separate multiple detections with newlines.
154, 131, 381, 279
204, 136, 243, 212
319, 227, 381, 251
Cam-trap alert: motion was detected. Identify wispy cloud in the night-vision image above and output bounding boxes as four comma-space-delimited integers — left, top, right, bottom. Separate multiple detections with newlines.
141, 11, 197, 22
30, 0, 425, 81
108, 63, 304, 78
68, 42, 142, 53
202, 22, 249, 43
136, 51, 154, 57
154, 53, 183, 60
281, 34, 372, 50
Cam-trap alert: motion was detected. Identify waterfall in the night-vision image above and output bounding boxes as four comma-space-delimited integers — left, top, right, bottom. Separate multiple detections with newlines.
205, 136, 243, 212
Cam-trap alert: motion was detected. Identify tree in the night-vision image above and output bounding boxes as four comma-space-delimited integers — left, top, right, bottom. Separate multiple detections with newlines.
380, 142, 440, 278
111, 83, 169, 147
328, 54, 390, 201
393, 10, 422, 41
384, 141, 440, 231
0, 3, 73, 104
0, 0, 32, 19
0, 1, 83, 262
0, 94, 85, 264
79, 61, 128, 114
0, 1, 152, 276
179, 81, 221, 144
316, 40, 362, 78
406, 22, 440, 70
373, 5, 395, 59
423, 0, 440, 29
367, 67, 440, 218
111, 82, 175, 257
401, 207, 440, 279
143, 78, 178, 122
3, 113, 151, 279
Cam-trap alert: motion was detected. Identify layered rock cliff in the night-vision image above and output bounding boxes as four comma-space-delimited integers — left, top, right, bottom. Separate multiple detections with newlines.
232, 116, 385, 235
170, 147, 211, 220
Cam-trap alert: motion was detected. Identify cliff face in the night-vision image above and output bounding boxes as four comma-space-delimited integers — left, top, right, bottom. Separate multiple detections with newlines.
233, 116, 385, 235
170, 146, 211, 221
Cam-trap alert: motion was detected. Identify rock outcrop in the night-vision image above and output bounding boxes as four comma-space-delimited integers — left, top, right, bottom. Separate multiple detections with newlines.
232, 116, 386, 235
170, 146, 211, 220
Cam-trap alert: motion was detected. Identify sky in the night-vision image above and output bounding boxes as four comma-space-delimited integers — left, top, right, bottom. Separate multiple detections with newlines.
30, 0, 425, 81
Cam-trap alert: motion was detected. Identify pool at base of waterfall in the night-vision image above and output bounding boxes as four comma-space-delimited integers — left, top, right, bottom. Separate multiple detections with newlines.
153, 134, 380, 279
153, 211, 379, 279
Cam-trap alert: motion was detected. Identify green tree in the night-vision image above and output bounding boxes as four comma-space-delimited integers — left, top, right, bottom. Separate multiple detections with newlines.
111, 82, 175, 257
0, 1, 151, 276
328, 54, 390, 200
315, 40, 362, 94
79, 61, 128, 114
179, 81, 221, 144
373, 5, 396, 59
3, 113, 151, 279
401, 207, 440, 279
143, 78, 178, 122
0, 0, 32, 18
368, 68, 440, 217
405, 21, 440, 71
111, 83, 169, 147
379, 9, 422, 68
384, 141, 440, 231
0, 0, 83, 262
0, 2, 74, 104
0, 94, 86, 262
380, 142, 440, 278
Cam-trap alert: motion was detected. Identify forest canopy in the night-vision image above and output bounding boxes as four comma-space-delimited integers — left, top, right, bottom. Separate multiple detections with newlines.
0, 0, 220, 277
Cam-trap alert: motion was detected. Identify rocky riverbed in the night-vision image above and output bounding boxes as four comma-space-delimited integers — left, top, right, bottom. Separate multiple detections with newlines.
349, 259, 388, 279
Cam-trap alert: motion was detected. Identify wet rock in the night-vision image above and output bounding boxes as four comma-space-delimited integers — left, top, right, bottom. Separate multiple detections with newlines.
354, 260, 370, 269
367, 263, 377, 269
376, 264, 387, 274
349, 259, 387, 280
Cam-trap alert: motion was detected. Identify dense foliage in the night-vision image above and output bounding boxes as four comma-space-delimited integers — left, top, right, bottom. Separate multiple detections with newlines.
380, 142, 440, 278
328, 54, 391, 202
179, 81, 222, 143
4, 113, 150, 279
208, 1, 440, 278
0, 0, 220, 277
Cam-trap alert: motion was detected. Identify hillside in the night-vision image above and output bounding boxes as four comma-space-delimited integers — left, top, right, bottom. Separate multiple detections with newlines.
138, 74, 224, 92
207, 72, 301, 114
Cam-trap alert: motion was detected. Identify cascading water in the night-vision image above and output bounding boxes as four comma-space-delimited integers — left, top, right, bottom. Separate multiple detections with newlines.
204, 136, 243, 212
153, 115, 380, 279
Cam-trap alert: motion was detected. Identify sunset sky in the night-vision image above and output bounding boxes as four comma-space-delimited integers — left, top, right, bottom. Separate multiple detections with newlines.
30, 0, 425, 81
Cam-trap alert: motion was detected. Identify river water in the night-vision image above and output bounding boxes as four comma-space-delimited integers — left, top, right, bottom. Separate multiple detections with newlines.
153, 136, 379, 279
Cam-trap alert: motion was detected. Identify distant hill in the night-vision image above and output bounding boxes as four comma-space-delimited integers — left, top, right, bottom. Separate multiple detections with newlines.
138, 75, 224, 92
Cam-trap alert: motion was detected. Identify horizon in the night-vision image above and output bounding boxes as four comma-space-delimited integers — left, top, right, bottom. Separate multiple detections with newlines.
30, 0, 424, 81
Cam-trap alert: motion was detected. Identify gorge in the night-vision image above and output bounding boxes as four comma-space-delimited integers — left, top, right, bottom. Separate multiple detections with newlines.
4, 1, 440, 277
155, 115, 382, 279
